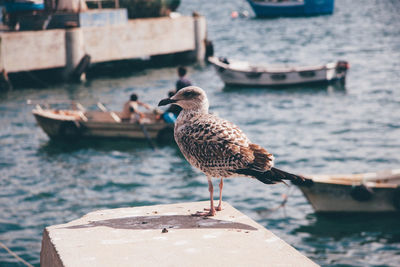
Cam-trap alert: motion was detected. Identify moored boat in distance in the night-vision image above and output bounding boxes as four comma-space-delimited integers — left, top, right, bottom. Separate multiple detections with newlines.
208, 56, 349, 87
246, 0, 334, 17
32, 103, 174, 143
293, 169, 400, 213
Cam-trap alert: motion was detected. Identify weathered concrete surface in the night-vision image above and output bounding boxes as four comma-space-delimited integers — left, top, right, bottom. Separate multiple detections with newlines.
83, 16, 197, 63
0, 15, 205, 74
41, 201, 318, 267
0, 29, 66, 72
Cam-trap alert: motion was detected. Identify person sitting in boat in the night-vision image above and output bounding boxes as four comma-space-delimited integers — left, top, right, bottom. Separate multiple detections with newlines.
121, 93, 152, 123
159, 90, 180, 123
176, 66, 192, 92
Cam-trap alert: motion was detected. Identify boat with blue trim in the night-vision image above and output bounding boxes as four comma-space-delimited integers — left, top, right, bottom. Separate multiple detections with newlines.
4, 0, 44, 13
246, 0, 334, 17
208, 56, 349, 87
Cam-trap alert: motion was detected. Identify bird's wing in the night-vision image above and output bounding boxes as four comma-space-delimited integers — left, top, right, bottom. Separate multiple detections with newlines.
187, 114, 250, 146
177, 114, 272, 172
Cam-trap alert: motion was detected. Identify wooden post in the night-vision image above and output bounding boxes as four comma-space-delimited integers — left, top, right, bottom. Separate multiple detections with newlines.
0, 37, 12, 90
0, 70, 12, 91
63, 28, 85, 81
193, 14, 206, 62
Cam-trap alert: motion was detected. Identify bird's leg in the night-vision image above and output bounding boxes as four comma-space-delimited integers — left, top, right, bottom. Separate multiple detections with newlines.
193, 177, 216, 216
207, 177, 216, 215
216, 178, 223, 211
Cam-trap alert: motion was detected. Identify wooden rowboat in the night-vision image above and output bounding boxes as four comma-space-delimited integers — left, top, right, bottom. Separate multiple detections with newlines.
208, 56, 349, 87
293, 169, 400, 213
32, 104, 174, 142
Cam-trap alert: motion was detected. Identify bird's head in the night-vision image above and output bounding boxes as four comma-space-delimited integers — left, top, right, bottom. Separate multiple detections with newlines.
158, 86, 209, 113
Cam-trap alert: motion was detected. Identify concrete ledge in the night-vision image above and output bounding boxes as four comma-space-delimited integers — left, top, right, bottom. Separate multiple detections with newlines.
0, 15, 205, 74
40, 201, 318, 267
83, 16, 196, 64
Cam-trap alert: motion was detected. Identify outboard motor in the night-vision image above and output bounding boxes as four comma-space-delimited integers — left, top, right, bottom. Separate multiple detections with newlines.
219, 57, 230, 65
336, 61, 350, 73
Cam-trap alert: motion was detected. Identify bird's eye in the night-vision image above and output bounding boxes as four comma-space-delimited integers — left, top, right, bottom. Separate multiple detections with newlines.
183, 91, 194, 98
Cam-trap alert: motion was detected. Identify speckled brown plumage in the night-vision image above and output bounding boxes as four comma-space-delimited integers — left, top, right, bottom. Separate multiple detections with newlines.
174, 111, 274, 179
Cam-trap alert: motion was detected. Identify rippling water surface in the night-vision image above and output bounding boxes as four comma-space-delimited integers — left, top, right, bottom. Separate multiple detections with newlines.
1, 0, 400, 266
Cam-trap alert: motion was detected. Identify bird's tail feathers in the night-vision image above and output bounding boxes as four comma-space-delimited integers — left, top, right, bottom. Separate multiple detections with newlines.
234, 167, 304, 185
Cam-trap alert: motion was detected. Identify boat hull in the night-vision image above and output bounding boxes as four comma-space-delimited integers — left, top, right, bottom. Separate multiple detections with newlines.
209, 57, 348, 87
295, 170, 400, 213
247, 0, 334, 17
5, 2, 45, 13
298, 182, 399, 213
33, 110, 174, 142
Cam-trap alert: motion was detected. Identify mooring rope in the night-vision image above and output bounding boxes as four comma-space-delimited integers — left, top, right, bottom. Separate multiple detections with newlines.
264, 186, 292, 212
0, 241, 34, 267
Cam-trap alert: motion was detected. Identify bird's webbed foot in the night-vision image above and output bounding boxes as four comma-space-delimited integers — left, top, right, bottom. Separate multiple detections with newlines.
192, 208, 216, 217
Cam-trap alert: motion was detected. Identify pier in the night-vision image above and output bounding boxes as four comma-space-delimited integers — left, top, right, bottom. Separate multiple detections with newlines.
40, 201, 318, 266
0, 13, 207, 85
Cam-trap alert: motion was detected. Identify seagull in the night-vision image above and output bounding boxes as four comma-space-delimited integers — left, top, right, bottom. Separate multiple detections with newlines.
158, 86, 304, 216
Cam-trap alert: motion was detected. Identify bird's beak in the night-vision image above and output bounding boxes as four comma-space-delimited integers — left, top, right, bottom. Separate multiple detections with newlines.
158, 98, 177, 106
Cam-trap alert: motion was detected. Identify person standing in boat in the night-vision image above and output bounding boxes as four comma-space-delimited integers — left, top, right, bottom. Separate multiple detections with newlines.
157, 67, 193, 123
164, 66, 192, 119
121, 93, 152, 123
176, 66, 192, 92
